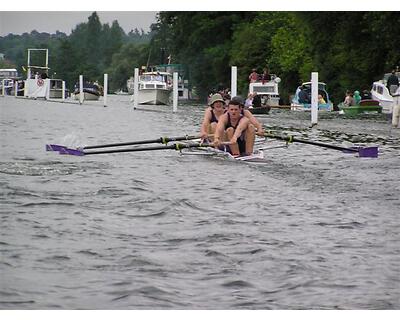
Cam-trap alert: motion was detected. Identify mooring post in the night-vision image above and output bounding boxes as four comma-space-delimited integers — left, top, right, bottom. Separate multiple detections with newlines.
79, 75, 84, 104
231, 66, 237, 97
392, 87, 400, 128
62, 81, 66, 101
103, 73, 108, 107
173, 72, 178, 112
133, 68, 139, 109
311, 72, 318, 126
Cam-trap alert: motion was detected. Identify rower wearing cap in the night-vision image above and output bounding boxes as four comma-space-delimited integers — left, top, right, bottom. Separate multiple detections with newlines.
200, 93, 226, 142
213, 96, 257, 156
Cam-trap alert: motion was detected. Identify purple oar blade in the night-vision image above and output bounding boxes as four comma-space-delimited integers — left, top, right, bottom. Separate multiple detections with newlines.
46, 144, 67, 152
358, 146, 378, 158
59, 148, 85, 156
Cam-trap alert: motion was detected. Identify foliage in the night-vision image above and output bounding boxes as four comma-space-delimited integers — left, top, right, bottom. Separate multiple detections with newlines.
1, 11, 399, 103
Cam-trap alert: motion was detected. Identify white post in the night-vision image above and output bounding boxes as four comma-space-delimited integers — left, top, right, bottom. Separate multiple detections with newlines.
311, 72, 318, 126
2, 79, 5, 96
392, 88, 400, 128
173, 72, 178, 112
103, 73, 108, 107
62, 81, 66, 101
231, 66, 237, 97
27, 49, 31, 80
79, 75, 84, 104
14, 81, 18, 97
133, 68, 139, 109
45, 80, 50, 100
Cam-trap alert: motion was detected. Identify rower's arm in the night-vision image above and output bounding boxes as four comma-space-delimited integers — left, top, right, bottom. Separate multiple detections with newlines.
213, 115, 227, 146
200, 108, 212, 138
232, 117, 250, 141
244, 110, 264, 135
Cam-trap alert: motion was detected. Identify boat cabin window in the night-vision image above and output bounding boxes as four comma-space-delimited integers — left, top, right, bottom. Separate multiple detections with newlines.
253, 86, 274, 93
146, 84, 155, 89
156, 84, 164, 89
377, 86, 383, 94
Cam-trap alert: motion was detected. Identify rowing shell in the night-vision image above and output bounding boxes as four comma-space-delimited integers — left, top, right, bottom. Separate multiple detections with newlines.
181, 146, 268, 163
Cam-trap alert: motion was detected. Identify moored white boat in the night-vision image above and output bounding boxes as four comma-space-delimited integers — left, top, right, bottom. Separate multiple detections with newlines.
137, 71, 172, 105
370, 72, 400, 113
291, 82, 333, 111
73, 82, 102, 101
248, 74, 281, 107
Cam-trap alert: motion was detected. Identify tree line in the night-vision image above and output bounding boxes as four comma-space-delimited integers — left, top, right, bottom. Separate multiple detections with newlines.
1, 11, 399, 104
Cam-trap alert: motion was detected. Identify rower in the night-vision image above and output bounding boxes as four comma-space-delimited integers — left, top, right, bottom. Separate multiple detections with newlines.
200, 93, 226, 142
213, 96, 256, 156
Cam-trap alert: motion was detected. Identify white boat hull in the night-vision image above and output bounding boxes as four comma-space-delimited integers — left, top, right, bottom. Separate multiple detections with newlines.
371, 81, 394, 113
138, 88, 171, 105
74, 92, 100, 101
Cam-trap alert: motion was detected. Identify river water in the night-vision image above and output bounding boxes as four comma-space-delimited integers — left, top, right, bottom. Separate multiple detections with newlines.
1, 95, 399, 310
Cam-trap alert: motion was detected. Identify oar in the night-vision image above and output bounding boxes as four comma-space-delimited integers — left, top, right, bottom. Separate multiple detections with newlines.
263, 132, 378, 158
46, 134, 201, 152
58, 142, 213, 156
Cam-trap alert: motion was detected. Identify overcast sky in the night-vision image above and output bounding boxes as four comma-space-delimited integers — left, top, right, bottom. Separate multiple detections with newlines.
0, 1, 395, 37
0, 12, 158, 36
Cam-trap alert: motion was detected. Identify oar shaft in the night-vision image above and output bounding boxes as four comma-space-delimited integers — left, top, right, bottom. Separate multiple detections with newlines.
264, 133, 356, 152
83, 135, 201, 150
82, 142, 212, 155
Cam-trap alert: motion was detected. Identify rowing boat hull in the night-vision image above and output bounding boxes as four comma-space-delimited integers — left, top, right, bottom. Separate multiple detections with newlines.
183, 146, 267, 163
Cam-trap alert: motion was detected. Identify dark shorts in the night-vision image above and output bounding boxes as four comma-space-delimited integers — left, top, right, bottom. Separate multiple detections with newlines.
219, 136, 246, 155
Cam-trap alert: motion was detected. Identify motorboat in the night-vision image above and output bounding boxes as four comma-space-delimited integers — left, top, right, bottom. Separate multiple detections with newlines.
137, 71, 172, 105
338, 99, 382, 116
74, 82, 102, 101
291, 82, 333, 111
0, 78, 14, 95
23, 48, 68, 100
248, 74, 281, 107
370, 72, 399, 113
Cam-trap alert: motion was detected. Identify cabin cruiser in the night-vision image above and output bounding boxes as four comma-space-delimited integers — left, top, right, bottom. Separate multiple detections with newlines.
248, 74, 281, 107
136, 71, 172, 105
370, 71, 399, 113
73, 81, 102, 101
291, 82, 333, 111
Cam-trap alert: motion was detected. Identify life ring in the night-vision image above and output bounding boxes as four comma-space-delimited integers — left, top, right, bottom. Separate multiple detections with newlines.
37, 78, 44, 86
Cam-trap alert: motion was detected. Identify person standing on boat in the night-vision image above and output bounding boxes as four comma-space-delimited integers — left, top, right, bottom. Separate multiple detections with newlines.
213, 96, 257, 156
249, 69, 259, 83
200, 93, 226, 142
387, 70, 399, 96
261, 67, 271, 84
